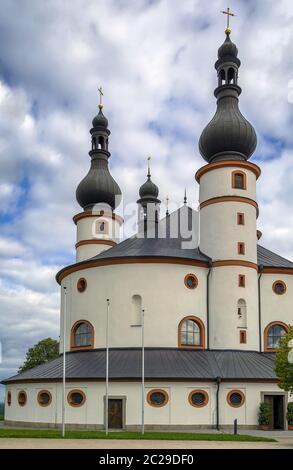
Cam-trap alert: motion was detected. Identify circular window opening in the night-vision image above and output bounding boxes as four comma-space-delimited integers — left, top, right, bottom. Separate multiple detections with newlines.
18, 391, 27, 407
184, 274, 198, 290
189, 390, 209, 408
37, 390, 52, 407
272, 281, 286, 295
77, 278, 87, 293
147, 389, 168, 407
7, 391, 11, 406
67, 390, 86, 407
227, 390, 245, 408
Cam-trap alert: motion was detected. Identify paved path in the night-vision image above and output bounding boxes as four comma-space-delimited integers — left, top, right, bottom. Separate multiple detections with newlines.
0, 437, 293, 449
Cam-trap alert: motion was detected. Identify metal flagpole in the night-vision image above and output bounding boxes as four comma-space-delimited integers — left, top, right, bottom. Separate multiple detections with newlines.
62, 286, 67, 438
105, 298, 110, 436
141, 308, 145, 435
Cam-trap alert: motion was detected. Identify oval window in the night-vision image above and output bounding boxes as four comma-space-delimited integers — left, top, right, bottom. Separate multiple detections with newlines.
18, 391, 27, 407
37, 390, 52, 407
147, 389, 169, 407
184, 274, 198, 290
227, 390, 245, 408
272, 281, 286, 295
189, 390, 209, 407
77, 278, 87, 293
7, 391, 12, 406
67, 390, 86, 407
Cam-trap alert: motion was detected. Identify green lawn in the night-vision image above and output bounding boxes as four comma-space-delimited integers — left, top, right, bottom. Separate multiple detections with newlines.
0, 429, 276, 442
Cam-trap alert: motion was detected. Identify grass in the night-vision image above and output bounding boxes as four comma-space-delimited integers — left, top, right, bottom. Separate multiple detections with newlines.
0, 429, 276, 442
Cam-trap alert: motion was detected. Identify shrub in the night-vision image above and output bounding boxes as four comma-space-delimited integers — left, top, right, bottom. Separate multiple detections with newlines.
287, 402, 293, 425
258, 402, 272, 426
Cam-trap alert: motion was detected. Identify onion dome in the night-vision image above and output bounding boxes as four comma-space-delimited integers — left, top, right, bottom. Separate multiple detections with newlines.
137, 158, 160, 205
198, 31, 257, 163
76, 101, 121, 211
92, 104, 108, 128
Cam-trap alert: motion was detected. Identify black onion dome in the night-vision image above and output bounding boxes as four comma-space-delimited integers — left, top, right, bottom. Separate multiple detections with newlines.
139, 175, 159, 200
199, 97, 257, 162
92, 105, 108, 128
218, 32, 238, 60
198, 31, 257, 163
76, 159, 121, 210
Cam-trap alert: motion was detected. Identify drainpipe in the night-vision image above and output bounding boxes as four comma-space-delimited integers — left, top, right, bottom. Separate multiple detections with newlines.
258, 265, 263, 352
206, 262, 212, 350
216, 376, 222, 431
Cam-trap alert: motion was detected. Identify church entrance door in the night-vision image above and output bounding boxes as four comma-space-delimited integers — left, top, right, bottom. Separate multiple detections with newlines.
108, 398, 123, 429
264, 395, 285, 430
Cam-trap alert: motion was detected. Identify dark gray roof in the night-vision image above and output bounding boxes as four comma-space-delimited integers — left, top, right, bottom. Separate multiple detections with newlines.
2, 349, 277, 384
257, 244, 293, 268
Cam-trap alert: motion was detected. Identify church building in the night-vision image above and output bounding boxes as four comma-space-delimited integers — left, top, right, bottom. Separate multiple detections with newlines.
2, 24, 293, 431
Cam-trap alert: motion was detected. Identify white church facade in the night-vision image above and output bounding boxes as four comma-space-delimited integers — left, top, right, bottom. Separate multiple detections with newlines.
2, 28, 293, 430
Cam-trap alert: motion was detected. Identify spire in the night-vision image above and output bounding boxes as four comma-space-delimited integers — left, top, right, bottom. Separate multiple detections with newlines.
76, 90, 122, 211
198, 18, 257, 163
184, 188, 187, 206
166, 196, 169, 216
137, 157, 161, 231
137, 156, 160, 204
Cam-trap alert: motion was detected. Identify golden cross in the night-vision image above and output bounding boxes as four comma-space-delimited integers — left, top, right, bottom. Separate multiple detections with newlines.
98, 86, 104, 107
221, 7, 236, 33
147, 155, 151, 176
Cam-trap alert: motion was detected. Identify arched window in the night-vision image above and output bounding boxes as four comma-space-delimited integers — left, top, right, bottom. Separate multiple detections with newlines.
264, 322, 288, 351
178, 316, 205, 349
71, 320, 94, 350
218, 69, 226, 86
131, 295, 142, 326
232, 171, 246, 190
228, 67, 235, 84
95, 219, 108, 235
237, 299, 247, 328
92, 136, 96, 150
98, 136, 105, 149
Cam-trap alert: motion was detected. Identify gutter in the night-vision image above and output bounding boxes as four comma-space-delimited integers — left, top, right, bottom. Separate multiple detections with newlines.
216, 376, 222, 431
206, 262, 212, 350
258, 265, 263, 352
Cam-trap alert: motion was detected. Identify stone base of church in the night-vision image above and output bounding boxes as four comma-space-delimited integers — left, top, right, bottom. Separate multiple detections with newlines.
4, 420, 261, 431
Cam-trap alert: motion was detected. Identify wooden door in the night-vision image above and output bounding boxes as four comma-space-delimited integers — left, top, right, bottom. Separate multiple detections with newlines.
108, 399, 123, 429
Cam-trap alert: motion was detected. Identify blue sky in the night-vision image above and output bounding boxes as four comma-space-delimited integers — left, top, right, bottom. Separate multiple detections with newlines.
1, 0, 293, 400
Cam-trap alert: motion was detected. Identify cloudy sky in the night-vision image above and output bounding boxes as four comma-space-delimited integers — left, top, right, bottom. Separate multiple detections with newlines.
1, 0, 293, 399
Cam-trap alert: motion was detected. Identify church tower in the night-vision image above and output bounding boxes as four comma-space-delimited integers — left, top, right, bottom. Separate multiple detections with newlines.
196, 26, 261, 350
137, 157, 161, 235
74, 96, 122, 262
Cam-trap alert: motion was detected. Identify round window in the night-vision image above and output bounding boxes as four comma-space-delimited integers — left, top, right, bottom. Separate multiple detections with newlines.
77, 278, 87, 293
37, 390, 52, 407
272, 281, 286, 295
67, 390, 86, 407
189, 390, 209, 407
227, 390, 245, 408
184, 274, 198, 290
7, 391, 11, 406
18, 391, 27, 407
147, 389, 168, 407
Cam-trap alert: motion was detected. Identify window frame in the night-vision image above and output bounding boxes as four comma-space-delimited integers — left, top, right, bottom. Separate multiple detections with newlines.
67, 389, 86, 408
146, 389, 169, 408
178, 316, 205, 350
237, 212, 245, 225
264, 321, 288, 352
188, 389, 209, 408
238, 242, 245, 255
18, 390, 27, 407
232, 170, 247, 190
37, 390, 52, 407
77, 278, 87, 293
70, 320, 94, 351
227, 390, 245, 408
272, 280, 287, 296
239, 330, 247, 344
184, 274, 198, 290
238, 275, 246, 287
7, 391, 11, 406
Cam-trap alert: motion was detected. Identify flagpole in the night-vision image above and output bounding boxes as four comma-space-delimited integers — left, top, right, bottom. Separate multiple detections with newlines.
62, 285, 67, 438
105, 298, 110, 436
141, 308, 145, 435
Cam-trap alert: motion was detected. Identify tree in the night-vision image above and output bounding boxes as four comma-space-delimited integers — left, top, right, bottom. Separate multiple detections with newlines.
18, 338, 59, 373
275, 325, 293, 395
